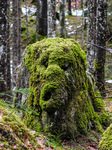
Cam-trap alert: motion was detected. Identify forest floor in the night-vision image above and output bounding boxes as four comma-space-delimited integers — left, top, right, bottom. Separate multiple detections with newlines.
1, 91, 112, 150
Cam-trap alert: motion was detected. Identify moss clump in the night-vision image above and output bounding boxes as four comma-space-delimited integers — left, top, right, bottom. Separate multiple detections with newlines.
0, 101, 41, 149
98, 123, 112, 150
28, 32, 47, 44
25, 37, 109, 139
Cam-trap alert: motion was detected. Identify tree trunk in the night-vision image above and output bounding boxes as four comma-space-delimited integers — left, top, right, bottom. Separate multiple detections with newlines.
0, 0, 11, 94
39, 0, 47, 36
68, 0, 72, 15
47, 0, 56, 38
75, 0, 77, 40
96, 0, 107, 95
87, 0, 97, 75
12, 0, 21, 89
60, 0, 66, 38
25, 0, 29, 45
36, 0, 39, 41
81, 0, 84, 49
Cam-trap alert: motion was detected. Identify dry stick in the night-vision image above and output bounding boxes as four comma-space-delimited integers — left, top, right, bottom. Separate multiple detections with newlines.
106, 36, 112, 44
84, 40, 112, 54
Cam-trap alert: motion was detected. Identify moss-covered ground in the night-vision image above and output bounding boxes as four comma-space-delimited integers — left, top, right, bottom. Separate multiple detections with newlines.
0, 99, 107, 150
0, 99, 104, 150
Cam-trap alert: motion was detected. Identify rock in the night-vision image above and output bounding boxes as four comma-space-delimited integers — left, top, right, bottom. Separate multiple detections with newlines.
25, 37, 109, 139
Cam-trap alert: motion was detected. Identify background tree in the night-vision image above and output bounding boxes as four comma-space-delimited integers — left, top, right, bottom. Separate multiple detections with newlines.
81, 0, 84, 49
47, 0, 56, 38
39, 0, 47, 36
0, 0, 11, 94
96, 0, 108, 95
24, 0, 29, 45
36, 0, 39, 41
87, 0, 97, 76
60, 0, 66, 37
12, 0, 21, 88
68, 0, 72, 15
31, 0, 47, 38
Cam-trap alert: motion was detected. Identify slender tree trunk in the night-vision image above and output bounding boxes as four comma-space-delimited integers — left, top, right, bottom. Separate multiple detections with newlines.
81, 0, 84, 49
0, 0, 11, 94
75, 0, 77, 40
96, 0, 107, 95
47, 0, 56, 38
68, 0, 72, 15
36, 0, 39, 41
60, 0, 66, 38
25, 0, 29, 45
12, 0, 21, 88
87, 0, 97, 75
6, 0, 11, 92
39, 0, 47, 36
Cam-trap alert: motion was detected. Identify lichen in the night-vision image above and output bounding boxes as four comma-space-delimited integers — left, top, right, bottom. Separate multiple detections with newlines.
25, 37, 109, 139
98, 123, 112, 150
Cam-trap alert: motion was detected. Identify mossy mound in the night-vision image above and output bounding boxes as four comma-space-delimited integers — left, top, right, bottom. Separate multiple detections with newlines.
98, 123, 112, 150
0, 101, 41, 149
25, 37, 109, 139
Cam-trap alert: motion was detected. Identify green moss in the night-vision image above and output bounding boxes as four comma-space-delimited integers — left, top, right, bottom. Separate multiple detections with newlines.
0, 101, 41, 149
25, 37, 109, 139
98, 123, 112, 150
28, 33, 47, 44
94, 59, 100, 70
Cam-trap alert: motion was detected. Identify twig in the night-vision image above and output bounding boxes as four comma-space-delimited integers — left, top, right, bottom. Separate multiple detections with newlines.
84, 40, 112, 53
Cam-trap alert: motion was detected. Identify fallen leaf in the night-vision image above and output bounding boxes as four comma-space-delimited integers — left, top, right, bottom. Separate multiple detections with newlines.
0, 143, 5, 147
24, 134, 29, 141
36, 137, 46, 148
87, 144, 97, 150
25, 141, 32, 148
11, 143, 17, 149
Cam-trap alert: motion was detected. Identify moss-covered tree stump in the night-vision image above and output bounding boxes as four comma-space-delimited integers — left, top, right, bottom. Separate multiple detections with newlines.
25, 38, 109, 139
98, 123, 112, 150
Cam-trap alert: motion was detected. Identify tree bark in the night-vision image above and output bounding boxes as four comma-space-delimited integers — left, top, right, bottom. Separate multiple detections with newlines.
25, 0, 29, 45
12, 0, 21, 88
75, 0, 77, 40
81, 0, 84, 49
87, 0, 97, 75
36, 0, 39, 41
68, 0, 72, 15
39, 0, 47, 36
60, 0, 66, 38
96, 0, 107, 95
47, 0, 56, 38
0, 0, 11, 94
